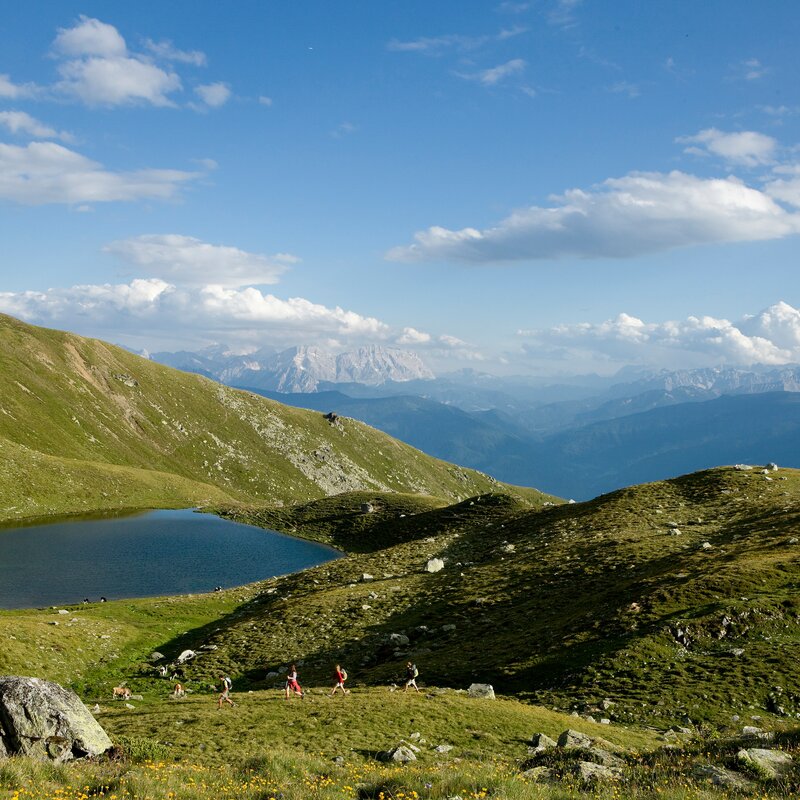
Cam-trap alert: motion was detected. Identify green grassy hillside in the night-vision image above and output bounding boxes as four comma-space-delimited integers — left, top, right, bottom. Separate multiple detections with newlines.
0, 314, 551, 523
175, 467, 800, 730
4, 465, 793, 731
3, 470, 800, 797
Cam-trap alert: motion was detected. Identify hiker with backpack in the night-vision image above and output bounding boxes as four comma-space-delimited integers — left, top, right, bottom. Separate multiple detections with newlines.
404, 661, 420, 692
217, 674, 235, 708
330, 663, 349, 696
285, 664, 304, 699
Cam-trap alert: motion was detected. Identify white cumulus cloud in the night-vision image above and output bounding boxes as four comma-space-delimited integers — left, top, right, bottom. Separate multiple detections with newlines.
49, 17, 210, 107
765, 164, 800, 209
0, 73, 39, 99
0, 111, 71, 141
143, 39, 207, 66
194, 82, 231, 108
397, 327, 432, 345
0, 279, 390, 345
387, 170, 800, 263
0, 141, 201, 205
678, 128, 777, 167
56, 54, 182, 107
518, 302, 800, 368
105, 234, 293, 287
53, 16, 127, 58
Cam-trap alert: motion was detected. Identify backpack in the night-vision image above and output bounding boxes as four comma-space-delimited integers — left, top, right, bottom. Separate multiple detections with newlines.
341, 668, 348, 681
412, 664, 419, 678
223, 676, 232, 690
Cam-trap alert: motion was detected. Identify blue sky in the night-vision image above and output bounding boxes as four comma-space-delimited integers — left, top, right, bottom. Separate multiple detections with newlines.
1, 1, 799, 375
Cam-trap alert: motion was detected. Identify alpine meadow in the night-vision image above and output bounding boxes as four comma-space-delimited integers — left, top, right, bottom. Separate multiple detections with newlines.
2, 3, 800, 799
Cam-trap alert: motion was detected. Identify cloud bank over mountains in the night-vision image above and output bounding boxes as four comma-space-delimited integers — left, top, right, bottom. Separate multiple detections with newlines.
519, 302, 800, 369
0, 234, 475, 359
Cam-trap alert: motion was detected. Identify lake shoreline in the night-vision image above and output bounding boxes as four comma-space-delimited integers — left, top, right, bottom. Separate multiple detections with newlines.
0, 508, 342, 610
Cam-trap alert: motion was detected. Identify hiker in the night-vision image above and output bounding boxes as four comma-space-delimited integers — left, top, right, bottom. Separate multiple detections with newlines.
330, 664, 349, 696
285, 664, 304, 699
217, 674, 235, 708
404, 661, 420, 692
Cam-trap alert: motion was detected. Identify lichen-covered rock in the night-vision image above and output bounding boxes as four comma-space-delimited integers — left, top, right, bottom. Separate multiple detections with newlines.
467, 683, 495, 699
737, 748, 794, 779
522, 765, 557, 782
557, 729, 594, 749
693, 764, 754, 790
530, 732, 557, 752
0, 676, 112, 761
378, 745, 417, 763
574, 761, 623, 784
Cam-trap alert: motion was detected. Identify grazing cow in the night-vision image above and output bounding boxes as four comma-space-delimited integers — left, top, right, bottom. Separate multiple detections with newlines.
158, 665, 169, 677
112, 686, 131, 700
173, 682, 185, 698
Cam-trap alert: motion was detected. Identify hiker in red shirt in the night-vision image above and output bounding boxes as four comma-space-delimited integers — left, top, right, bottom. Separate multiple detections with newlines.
330, 663, 349, 696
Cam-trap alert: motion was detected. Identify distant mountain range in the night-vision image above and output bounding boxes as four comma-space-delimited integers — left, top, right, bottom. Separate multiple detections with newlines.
151, 344, 434, 393
149, 344, 800, 500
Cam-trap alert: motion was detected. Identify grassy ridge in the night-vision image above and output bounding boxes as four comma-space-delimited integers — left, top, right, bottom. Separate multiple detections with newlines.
171, 468, 800, 729
0, 314, 552, 523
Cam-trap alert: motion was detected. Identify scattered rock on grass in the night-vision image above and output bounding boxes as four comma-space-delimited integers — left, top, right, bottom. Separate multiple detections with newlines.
574, 761, 623, 785
557, 729, 593, 749
737, 748, 793, 779
530, 733, 557, 752
522, 766, 557, 782
693, 764, 754, 790
378, 745, 417, 763
467, 683, 495, 699
741, 726, 774, 742
425, 558, 444, 573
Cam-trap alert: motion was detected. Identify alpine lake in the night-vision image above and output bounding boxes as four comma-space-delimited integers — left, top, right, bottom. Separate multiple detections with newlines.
0, 508, 340, 609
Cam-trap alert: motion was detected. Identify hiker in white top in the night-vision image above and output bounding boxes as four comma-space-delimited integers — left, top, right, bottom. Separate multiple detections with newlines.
285, 664, 304, 699
404, 661, 420, 692
217, 674, 235, 708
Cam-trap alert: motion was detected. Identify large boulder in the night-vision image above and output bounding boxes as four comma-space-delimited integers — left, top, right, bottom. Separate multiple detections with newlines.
0, 676, 112, 761
467, 683, 495, 699
574, 761, 623, 785
737, 748, 794, 779
693, 764, 755, 791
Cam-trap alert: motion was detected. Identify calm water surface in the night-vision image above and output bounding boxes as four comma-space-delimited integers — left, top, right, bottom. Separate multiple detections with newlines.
0, 509, 340, 609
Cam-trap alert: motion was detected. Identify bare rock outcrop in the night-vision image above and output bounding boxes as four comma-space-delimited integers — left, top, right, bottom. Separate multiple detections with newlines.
0, 676, 112, 761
